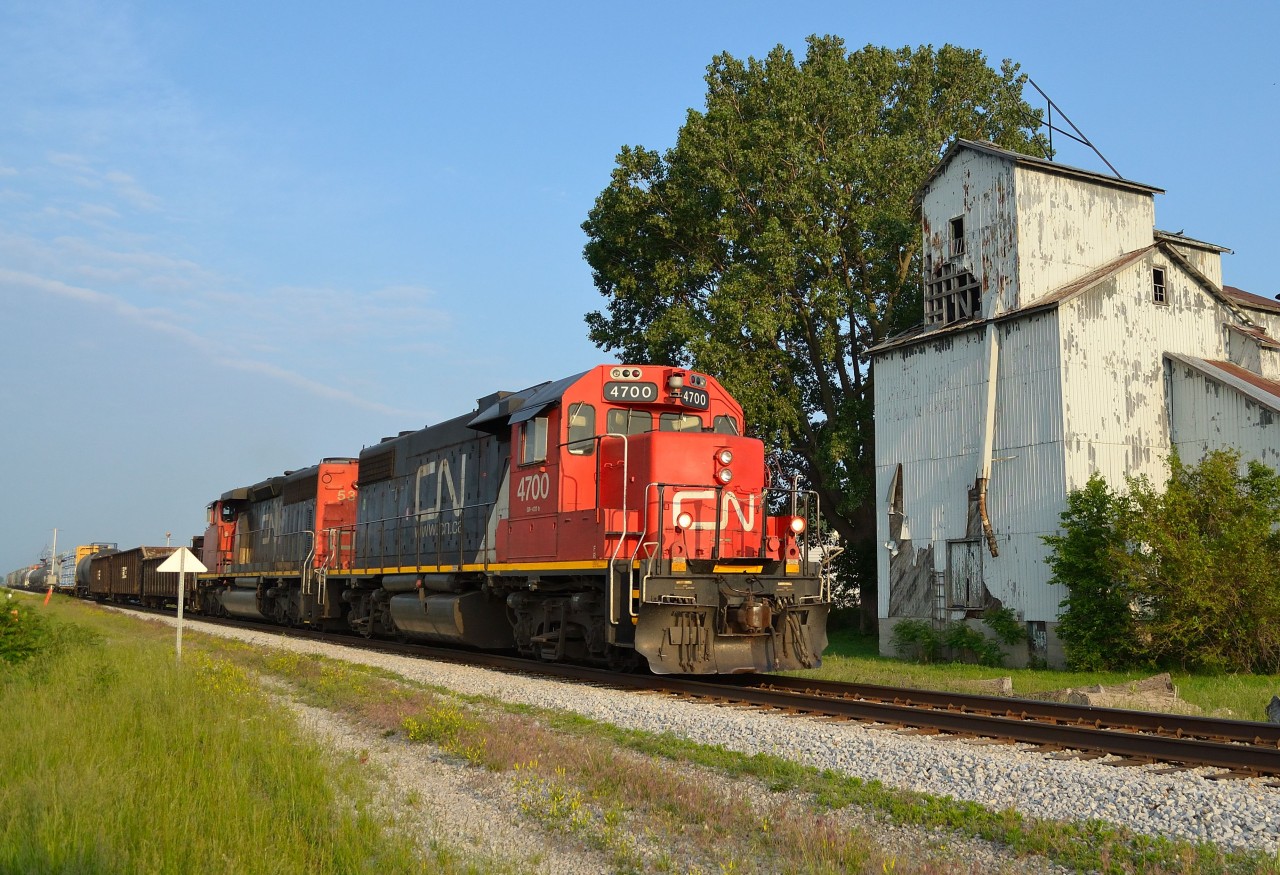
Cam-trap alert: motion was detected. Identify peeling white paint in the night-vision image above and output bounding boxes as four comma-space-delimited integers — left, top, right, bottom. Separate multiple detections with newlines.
873, 141, 1278, 667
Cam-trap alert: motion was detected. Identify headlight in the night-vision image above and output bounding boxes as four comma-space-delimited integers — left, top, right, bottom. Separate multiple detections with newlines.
715, 449, 733, 466
789, 517, 807, 534
717, 468, 733, 484
676, 511, 694, 530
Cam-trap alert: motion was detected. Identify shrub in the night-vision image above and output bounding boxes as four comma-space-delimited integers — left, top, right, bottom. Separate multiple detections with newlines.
889, 619, 941, 663
942, 623, 1005, 667
0, 602, 54, 666
1120, 451, 1280, 674
981, 606, 1027, 648
1043, 474, 1135, 670
1046, 452, 1280, 674
892, 613, 1018, 667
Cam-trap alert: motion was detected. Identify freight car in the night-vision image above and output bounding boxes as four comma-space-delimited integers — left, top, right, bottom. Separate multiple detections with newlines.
3, 567, 40, 591
71, 543, 117, 596
196, 364, 832, 674
86, 546, 179, 607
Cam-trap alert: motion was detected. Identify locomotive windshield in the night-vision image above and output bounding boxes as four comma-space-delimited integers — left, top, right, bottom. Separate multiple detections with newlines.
566, 403, 595, 455
606, 408, 652, 435
659, 413, 702, 432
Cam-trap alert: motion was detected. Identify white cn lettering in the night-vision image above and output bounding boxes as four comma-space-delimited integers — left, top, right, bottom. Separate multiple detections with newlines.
722, 491, 756, 532
414, 455, 467, 517
670, 489, 756, 532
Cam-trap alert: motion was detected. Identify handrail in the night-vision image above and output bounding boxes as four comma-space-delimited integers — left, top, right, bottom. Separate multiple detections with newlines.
346, 498, 496, 569
599, 432, 629, 627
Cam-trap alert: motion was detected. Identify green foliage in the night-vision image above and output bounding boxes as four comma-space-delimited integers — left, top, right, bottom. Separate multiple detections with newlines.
942, 623, 1006, 667
582, 36, 1048, 615
981, 606, 1027, 647
0, 600, 53, 665
889, 618, 941, 662
0, 624, 430, 874
1121, 450, 1280, 674
892, 613, 1017, 666
1047, 451, 1280, 674
1044, 473, 1136, 671
0, 600, 100, 675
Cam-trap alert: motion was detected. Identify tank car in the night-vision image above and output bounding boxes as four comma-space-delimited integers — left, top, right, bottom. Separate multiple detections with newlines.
197, 365, 831, 674
71, 543, 116, 597
24, 566, 52, 592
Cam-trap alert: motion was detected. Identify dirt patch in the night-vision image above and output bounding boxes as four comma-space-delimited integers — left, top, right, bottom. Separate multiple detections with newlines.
1028, 673, 1204, 715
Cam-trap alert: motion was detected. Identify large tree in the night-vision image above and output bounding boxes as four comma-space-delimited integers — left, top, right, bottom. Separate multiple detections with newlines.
582, 37, 1047, 621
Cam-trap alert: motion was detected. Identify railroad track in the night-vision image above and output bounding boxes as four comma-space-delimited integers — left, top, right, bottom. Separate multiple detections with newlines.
119, 604, 1280, 781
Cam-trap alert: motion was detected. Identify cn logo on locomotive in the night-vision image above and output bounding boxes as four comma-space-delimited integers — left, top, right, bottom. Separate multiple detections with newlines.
670, 489, 756, 531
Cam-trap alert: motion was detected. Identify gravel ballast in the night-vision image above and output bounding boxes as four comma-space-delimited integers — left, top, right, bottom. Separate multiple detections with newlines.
164, 617, 1280, 862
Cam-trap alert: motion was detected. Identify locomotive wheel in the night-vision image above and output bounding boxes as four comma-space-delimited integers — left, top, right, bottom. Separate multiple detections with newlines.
606, 645, 643, 673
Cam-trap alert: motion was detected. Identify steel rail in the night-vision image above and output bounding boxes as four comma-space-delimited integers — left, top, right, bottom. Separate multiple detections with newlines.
113, 605, 1280, 777
698, 675, 1280, 748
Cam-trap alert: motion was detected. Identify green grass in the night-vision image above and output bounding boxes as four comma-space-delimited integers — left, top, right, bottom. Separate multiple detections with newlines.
0, 599, 461, 875
18, 598, 1280, 874
203, 629, 1280, 875
807, 629, 1280, 721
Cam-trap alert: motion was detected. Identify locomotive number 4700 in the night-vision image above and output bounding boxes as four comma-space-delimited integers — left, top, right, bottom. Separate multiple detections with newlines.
516, 472, 550, 502
604, 381, 658, 402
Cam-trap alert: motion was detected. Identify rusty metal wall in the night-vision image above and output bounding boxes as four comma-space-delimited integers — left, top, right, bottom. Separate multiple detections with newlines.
919, 148, 1017, 316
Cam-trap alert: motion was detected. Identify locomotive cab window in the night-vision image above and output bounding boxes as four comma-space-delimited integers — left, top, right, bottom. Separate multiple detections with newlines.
660, 412, 702, 432
520, 416, 548, 465
566, 402, 595, 455
712, 415, 739, 435
606, 408, 652, 435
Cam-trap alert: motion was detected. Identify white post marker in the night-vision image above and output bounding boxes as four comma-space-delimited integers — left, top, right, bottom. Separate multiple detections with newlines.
158, 547, 207, 661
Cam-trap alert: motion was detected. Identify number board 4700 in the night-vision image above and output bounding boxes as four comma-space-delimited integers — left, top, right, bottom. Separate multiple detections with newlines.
604, 381, 658, 402
678, 386, 709, 409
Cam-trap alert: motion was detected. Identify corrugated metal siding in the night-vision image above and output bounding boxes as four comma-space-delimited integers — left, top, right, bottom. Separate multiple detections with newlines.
984, 313, 1067, 621
875, 328, 989, 464
875, 312, 1068, 623
920, 150, 1018, 316
1014, 168, 1154, 309
879, 143, 1264, 642
1169, 363, 1280, 470
1167, 242, 1223, 288
1059, 254, 1228, 490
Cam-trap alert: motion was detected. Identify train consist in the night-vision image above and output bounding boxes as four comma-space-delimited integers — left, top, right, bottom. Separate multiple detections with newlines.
16, 365, 834, 674
6, 543, 116, 596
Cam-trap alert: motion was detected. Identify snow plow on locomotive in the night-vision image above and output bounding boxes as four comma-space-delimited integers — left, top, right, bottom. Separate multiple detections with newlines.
195, 365, 832, 674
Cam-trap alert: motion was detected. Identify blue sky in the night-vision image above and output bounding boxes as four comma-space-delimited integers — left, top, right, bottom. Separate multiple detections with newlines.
3, 0, 1276, 571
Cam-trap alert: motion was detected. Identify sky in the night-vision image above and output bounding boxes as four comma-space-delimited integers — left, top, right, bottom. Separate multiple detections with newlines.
2, 0, 1277, 572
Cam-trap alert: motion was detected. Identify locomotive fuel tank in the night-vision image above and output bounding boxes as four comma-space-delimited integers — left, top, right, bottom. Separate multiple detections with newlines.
387, 590, 515, 648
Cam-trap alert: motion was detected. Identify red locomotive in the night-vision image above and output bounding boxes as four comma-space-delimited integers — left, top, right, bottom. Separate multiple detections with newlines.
196, 365, 831, 673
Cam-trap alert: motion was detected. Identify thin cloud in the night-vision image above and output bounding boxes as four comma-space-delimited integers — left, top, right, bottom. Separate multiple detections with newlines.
46, 153, 163, 213
0, 268, 418, 417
